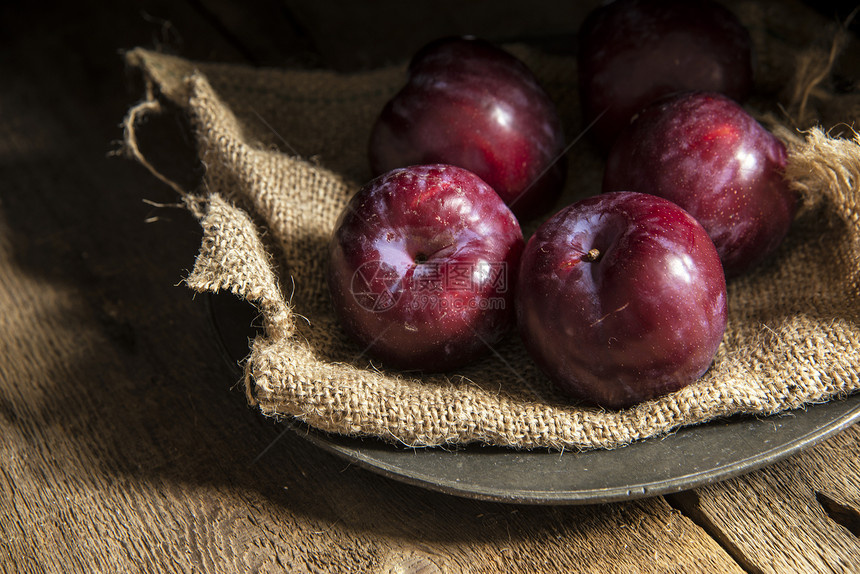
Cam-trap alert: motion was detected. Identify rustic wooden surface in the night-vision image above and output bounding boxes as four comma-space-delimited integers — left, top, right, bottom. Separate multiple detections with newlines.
1, 1, 859, 572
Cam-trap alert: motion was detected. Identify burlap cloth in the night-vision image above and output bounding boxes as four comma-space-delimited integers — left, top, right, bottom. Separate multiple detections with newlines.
123, 0, 860, 451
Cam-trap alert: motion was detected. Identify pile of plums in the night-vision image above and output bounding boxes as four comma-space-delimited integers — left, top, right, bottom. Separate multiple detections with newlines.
327, 0, 797, 409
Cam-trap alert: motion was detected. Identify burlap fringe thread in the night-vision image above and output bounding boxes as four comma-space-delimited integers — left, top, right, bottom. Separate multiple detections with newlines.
122, 7, 860, 451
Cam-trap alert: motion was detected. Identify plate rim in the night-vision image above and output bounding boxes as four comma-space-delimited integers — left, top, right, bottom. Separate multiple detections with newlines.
284, 395, 860, 505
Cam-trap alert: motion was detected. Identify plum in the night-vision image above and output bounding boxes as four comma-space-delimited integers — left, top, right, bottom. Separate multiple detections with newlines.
578, 0, 753, 152
603, 91, 796, 277
328, 164, 524, 371
517, 191, 728, 408
369, 36, 567, 221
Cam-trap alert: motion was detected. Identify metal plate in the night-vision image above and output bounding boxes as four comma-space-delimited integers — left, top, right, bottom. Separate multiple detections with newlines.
209, 292, 860, 505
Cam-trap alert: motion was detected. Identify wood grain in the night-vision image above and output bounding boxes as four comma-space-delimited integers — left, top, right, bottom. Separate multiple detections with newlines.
669, 424, 860, 574
0, 1, 857, 573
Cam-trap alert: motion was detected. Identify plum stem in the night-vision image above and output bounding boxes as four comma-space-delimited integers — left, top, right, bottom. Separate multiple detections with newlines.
582, 248, 602, 263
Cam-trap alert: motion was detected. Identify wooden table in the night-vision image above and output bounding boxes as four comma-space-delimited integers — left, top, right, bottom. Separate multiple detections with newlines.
2, 1, 859, 572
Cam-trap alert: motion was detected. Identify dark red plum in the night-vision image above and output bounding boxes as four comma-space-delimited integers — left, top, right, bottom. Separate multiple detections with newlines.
517, 192, 727, 409
328, 164, 524, 371
578, 0, 753, 152
604, 91, 796, 277
369, 36, 567, 221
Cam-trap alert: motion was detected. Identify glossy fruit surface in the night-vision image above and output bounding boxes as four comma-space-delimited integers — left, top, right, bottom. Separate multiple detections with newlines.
517, 192, 728, 409
369, 36, 567, 221
328, 164, 524, 371
603, 91, 795, 277
578, 0, 753, 152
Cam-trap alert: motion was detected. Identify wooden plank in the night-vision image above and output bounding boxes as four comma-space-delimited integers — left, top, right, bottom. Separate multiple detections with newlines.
669, 423, 860, 573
